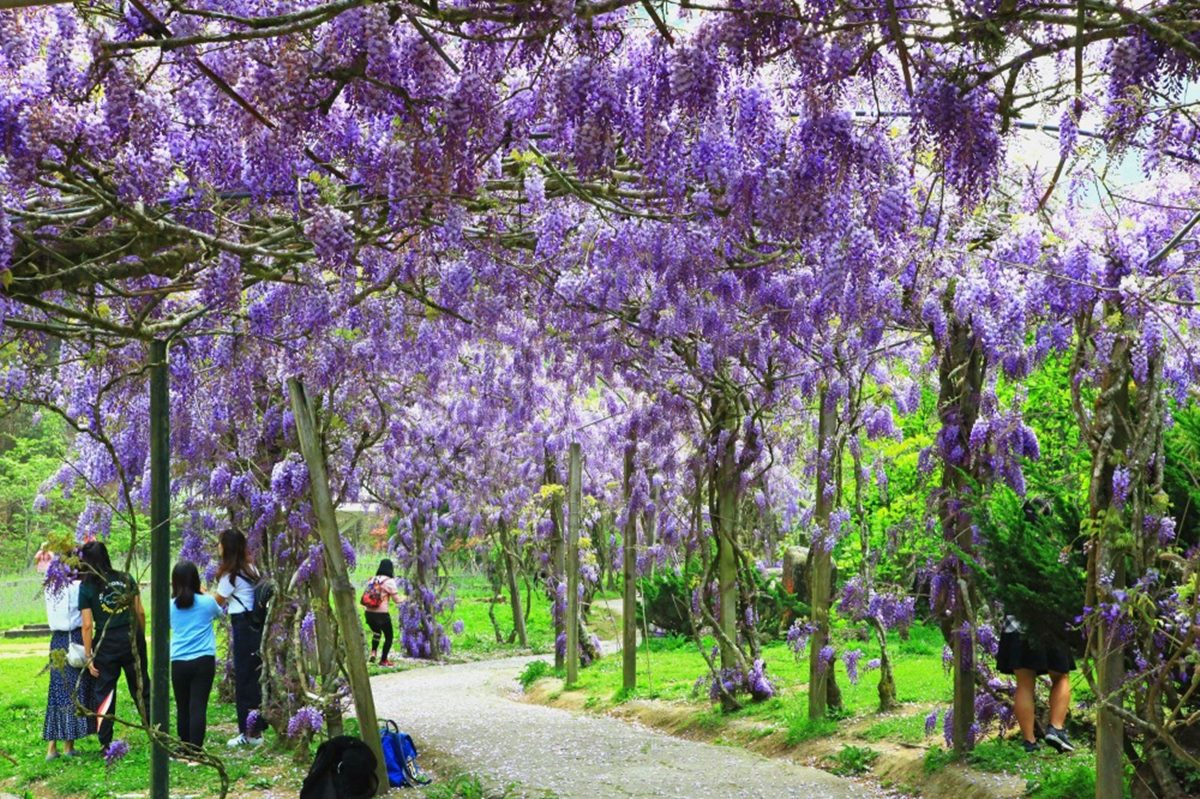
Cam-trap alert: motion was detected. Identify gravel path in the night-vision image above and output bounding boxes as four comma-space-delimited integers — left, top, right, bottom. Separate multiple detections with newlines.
371, 656, 862, 799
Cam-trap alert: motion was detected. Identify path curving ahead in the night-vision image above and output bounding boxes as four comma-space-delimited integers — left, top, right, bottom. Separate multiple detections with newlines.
371, 656, 863, 799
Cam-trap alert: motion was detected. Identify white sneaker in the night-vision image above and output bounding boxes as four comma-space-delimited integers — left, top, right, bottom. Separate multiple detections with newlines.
227, 733, 263, 748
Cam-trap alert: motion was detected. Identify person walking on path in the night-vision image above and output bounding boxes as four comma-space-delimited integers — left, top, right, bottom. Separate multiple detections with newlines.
170, 561, 223, 754
362, 559, 402, 667
996, 615, 1076, 753
213, 529, 266, 747
43, 573, 93, 759
78, 541, 149, 755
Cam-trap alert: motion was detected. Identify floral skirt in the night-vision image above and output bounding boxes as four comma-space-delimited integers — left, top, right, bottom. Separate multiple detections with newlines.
43, 629, 94, 742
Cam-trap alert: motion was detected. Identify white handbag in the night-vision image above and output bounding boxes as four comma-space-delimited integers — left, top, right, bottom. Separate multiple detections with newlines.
66, 642, 88, 669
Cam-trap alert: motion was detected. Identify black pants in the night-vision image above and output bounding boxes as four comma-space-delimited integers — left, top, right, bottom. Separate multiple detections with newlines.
364, 611, 393, 662
171, 655, 215, 749
230, 615, 263, 736
93, 627, 150, 748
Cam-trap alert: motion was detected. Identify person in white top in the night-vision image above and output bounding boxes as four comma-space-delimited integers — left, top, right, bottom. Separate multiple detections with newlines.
212, 529, 265, 747
42, 576, 93, 759
362, 559, 402, 667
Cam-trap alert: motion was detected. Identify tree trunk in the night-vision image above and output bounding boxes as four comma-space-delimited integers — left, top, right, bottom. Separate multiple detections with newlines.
306, 573, 344, 736
622, 442, 638, 692
498, 521, 528, 648
287, 378, 388, 794
872, 618, 898, 712
1089, 338, 1133, 799
712, 392, 741, 711
935, 317, 985, 754
809, 387, 839, 720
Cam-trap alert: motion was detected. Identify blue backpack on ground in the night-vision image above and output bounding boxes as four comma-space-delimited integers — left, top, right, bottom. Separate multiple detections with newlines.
380, 720, 432, 788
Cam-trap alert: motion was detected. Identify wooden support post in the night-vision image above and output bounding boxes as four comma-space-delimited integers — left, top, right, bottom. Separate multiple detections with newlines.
545, 450, 566, 670
566, 443, 582, 686
287, 378, 389, 794
622, 443, 638, 692
148, 340, 169, 799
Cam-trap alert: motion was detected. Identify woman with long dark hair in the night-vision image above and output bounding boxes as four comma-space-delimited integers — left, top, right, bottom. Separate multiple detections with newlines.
212, 529, 265, 747
78, 541, 149, 755
170, 561, 223, 752
362, 559, 401, 666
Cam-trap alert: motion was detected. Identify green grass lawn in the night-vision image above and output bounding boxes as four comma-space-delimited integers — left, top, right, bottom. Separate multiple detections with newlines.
0, 639, 309, 798
440, 572, 556, 657
563, 622, 952, 716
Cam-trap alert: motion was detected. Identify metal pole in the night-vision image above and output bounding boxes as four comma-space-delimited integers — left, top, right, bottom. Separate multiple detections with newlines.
566, 442, 582, 686
149, 339, 170, 799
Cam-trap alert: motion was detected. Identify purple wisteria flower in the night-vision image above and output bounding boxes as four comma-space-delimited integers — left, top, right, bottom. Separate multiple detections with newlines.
786, 621, 816, 657
1111, 467, 1131, 509
452, 619, 465, 635
746, 659, 775, 700
924, 710, 939, 737
977, 623, 998, 656
300, 611, 317, 654
103, 740, 130, 766
287, 706, 324, 738
842, 649, 863, 686
339, 535, 357, 570
817, 645, 835, 674
246, 710, 262, 735
865, 658, 881, 672
43, 556, 77, 596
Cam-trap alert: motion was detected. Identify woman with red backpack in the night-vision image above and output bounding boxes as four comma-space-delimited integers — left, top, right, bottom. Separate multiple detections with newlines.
361, 559, 401, 666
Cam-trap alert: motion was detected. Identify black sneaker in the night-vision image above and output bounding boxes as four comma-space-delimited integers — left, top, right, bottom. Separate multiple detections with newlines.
1044, 726, 1075, 753
1022, 739, 1039, 753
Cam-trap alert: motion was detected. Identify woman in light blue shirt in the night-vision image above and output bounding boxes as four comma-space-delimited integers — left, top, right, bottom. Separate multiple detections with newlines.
170, 561, 223, 752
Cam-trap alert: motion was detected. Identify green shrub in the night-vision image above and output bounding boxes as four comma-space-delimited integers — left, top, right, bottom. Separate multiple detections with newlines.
424, 774, 522, 799
923, 746, 954, 774
976, 487, 1086, 651
1027, 761, 1096, 799
518, 660, 553, 691
829, 745, 879, 776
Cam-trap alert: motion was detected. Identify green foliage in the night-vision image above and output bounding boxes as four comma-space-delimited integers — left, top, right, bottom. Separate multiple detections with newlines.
923, 746, 954, 774
0, 409, 87, 573
970, 739, 1107, 799
423, 773, 524, 799
636, 565, 695, 637
976, 487, 1086, 649
1163, 403, 1200, 549
518, 660, 553, 691
1026, 760, 1097, 799
828, 745, 879, 776
637, 558, 805, 641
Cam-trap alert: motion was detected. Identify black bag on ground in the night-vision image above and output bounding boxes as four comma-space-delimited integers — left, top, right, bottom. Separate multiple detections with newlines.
299, 735, 379, 799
